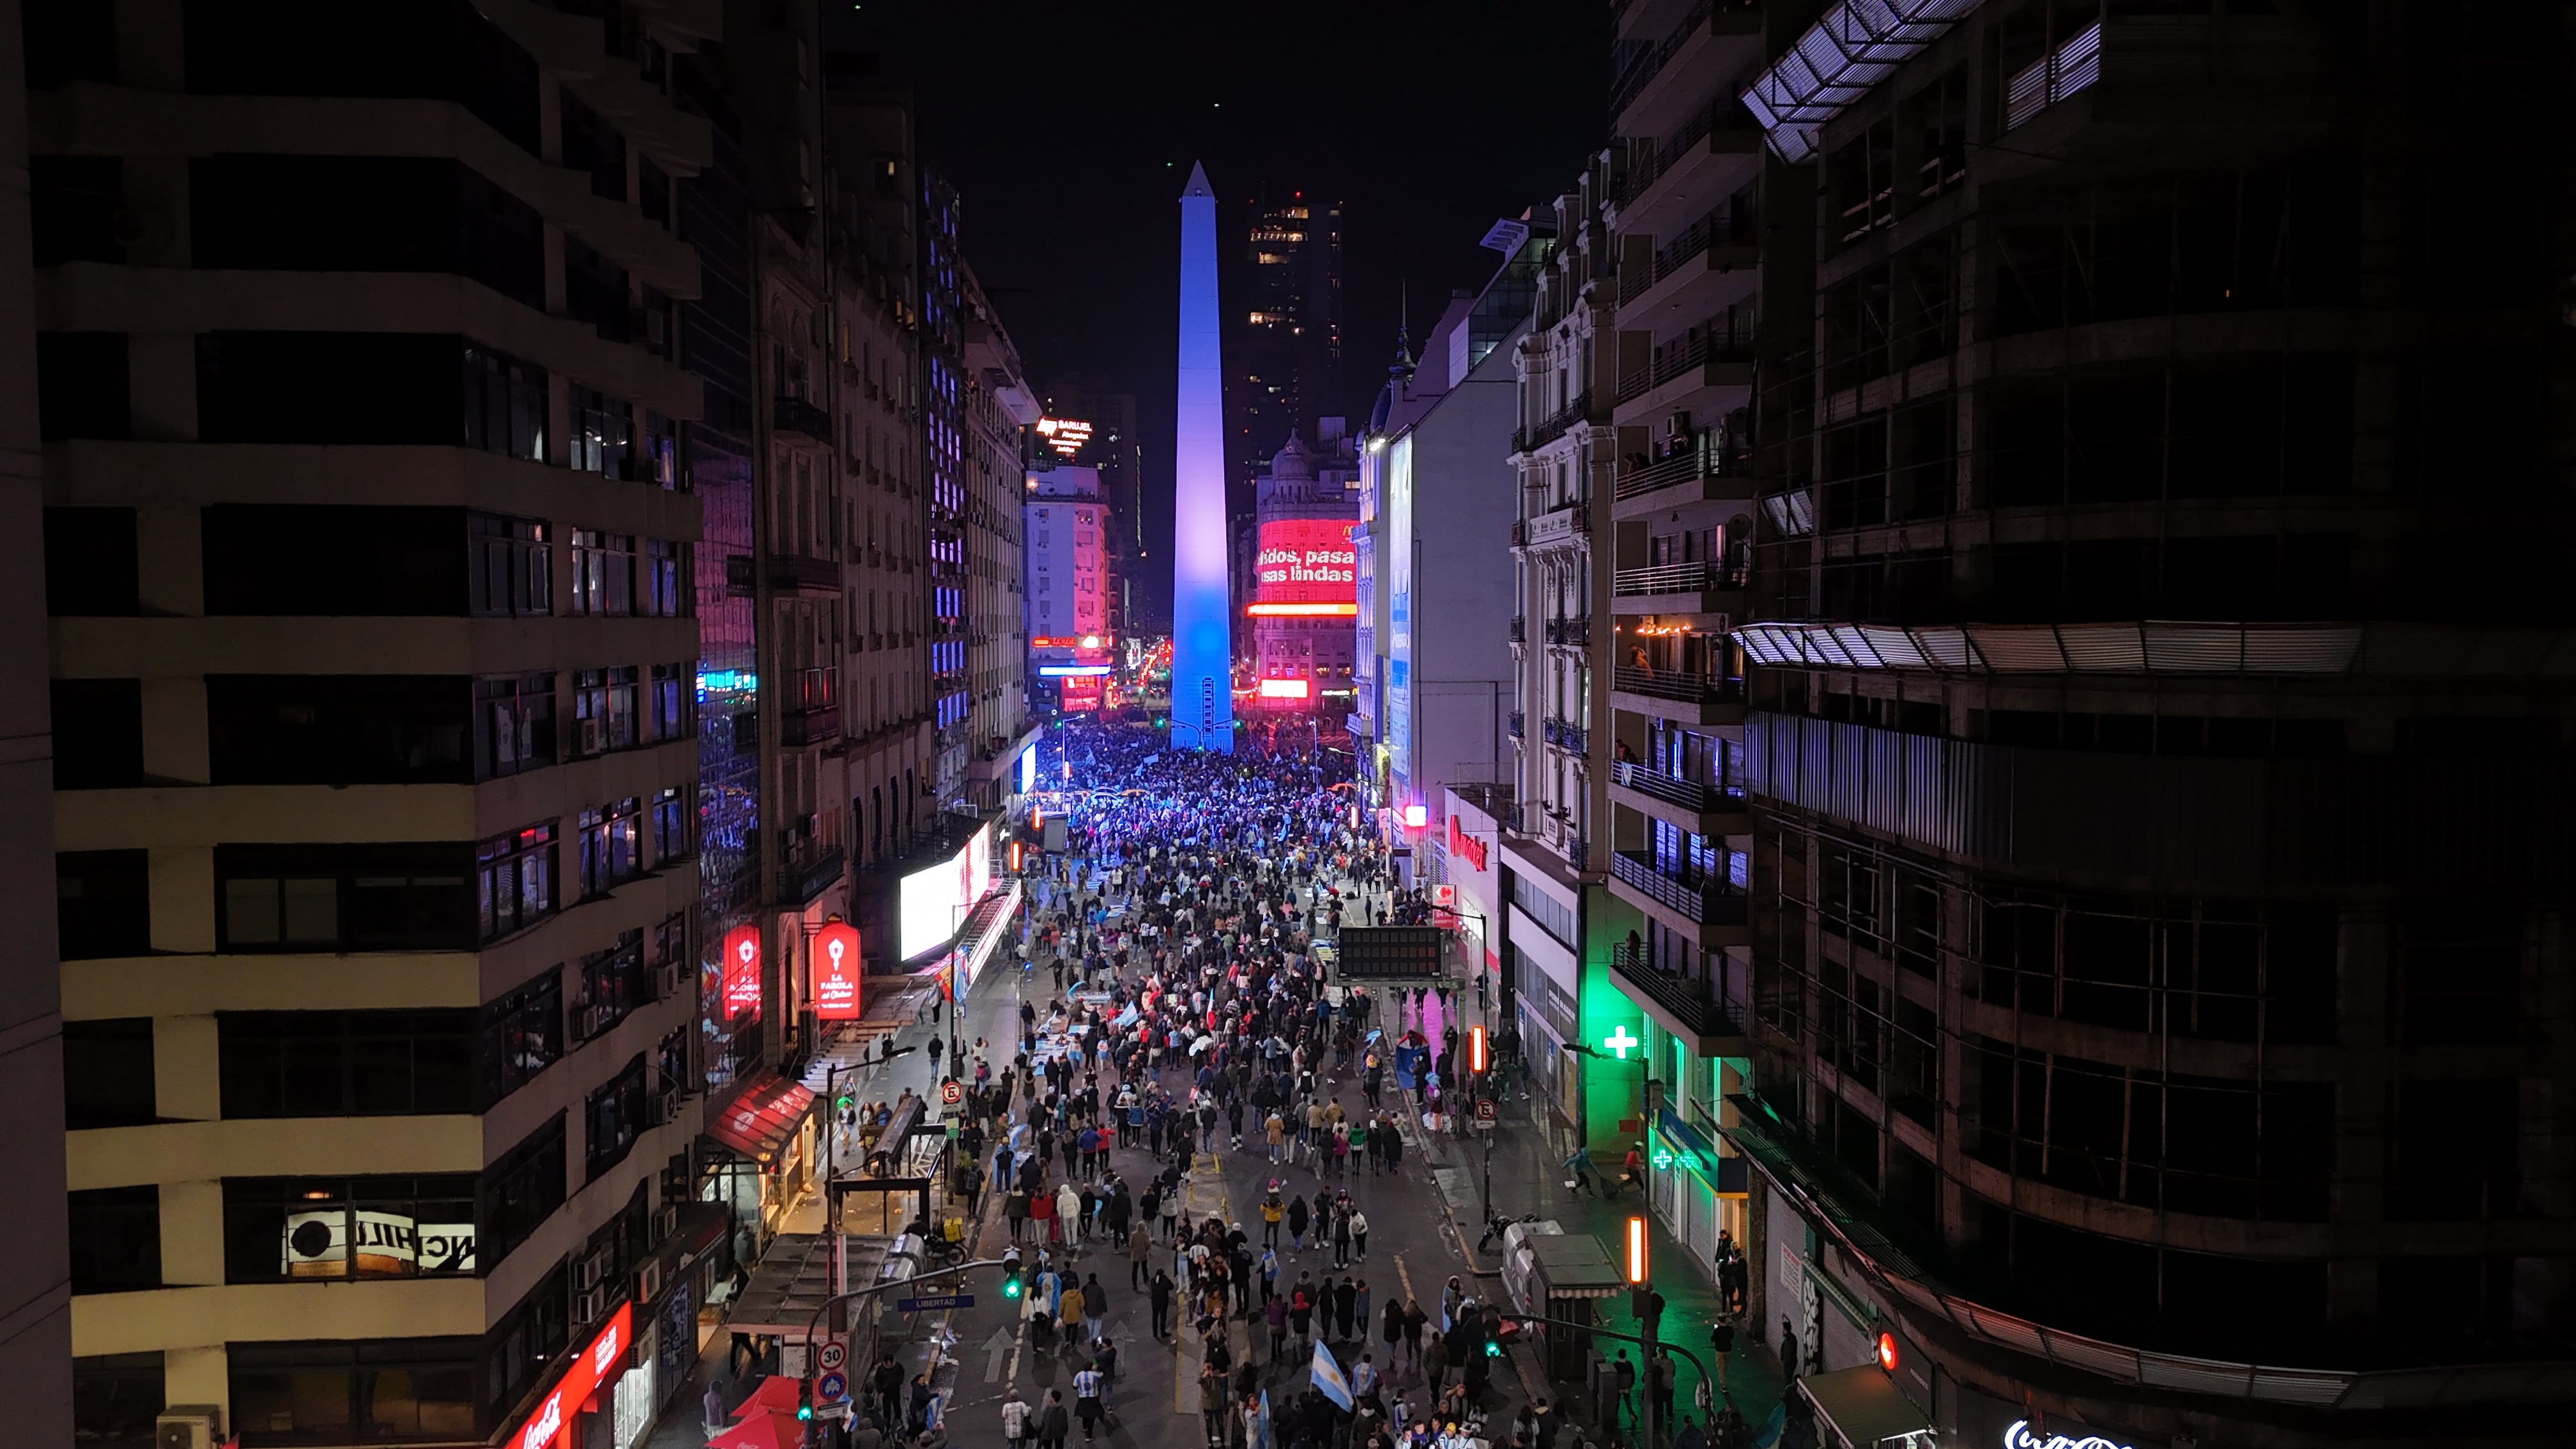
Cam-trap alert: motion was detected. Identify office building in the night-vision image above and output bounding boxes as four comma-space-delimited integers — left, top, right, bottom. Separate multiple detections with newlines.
1229, 189, 1342, 497
1726, 4, 2576, 1446
30, 3, 717, 1445
1023, 463, 1113, 714
949, 257, 1040, 808
1038, 376, 1146, 634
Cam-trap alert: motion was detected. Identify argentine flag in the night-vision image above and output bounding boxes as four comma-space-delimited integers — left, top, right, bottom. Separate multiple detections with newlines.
1309, 1341, 1354, 1410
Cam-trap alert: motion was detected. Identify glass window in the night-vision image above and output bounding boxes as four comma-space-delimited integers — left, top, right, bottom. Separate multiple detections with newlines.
222, 1176, 478, 1283
228, 1338, 477, 1445
571, 930, 645, 1043
73, 1351, 165, 1449
584, 1054, 649, 1183
479, 1116, 567, 1269
647, 663, 692, 742
480, 969, 562, 1107
576, 798, 643, 898
468, 514, 549, 617
217, 1011, 475, 1118
475, 822, 556, 942
216, 845, 473, 953
569, 668, 640, 756
567, 384, 632, 479
473, 672, 555, 780
67, 1186, 161, 1292
461, 346, 547, 463
643, 537, 686, 616
569, 530, 636, 616
650, 786, 690, 866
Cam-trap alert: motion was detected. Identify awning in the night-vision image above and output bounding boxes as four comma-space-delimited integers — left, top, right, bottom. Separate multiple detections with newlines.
1655, 1108, 1749, 1195
705, 1076, 816, 1165
1797, 1366, 1933, 1449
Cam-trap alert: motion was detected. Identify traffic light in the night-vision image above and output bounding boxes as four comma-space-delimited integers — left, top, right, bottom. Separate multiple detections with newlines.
1483, 1330, 1503, 1358
797, 1378, 814, 1422
1002, 1264, 1025, 1300
1468, 1025, 1489, 1075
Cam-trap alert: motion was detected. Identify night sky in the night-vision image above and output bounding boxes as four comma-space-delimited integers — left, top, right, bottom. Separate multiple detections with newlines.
827, 0, 1611, 584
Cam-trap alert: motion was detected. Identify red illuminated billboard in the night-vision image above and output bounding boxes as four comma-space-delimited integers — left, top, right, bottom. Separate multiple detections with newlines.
813, 920, 862, 1020
508, 1301, 631, 1449
722, 923, 760, 1018
1255, 519, 1356, 606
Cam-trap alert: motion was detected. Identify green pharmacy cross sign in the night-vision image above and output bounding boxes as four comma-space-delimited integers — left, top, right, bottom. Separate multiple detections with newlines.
1600, 1025, 1640, 1059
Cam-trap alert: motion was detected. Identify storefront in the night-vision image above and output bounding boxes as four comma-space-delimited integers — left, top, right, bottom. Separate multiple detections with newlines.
1508, 939, 1581, 1118
501, 1301, 632, 1449
702, 1075, 818, 1256
1647, 1107, 1747, 1276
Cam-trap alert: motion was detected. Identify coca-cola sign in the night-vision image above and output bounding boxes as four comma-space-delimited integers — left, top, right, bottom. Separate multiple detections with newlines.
509, 1301, 632, 1449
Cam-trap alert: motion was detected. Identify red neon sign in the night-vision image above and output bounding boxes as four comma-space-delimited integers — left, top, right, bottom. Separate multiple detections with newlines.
509, 1300, 632, 1449
813, 920, 862, 1020
1448, 815, 1488, 873
723, 923, 761, 1018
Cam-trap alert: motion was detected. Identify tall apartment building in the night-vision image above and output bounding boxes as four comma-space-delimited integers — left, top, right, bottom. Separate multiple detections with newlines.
1228, 190, 1343, 496
29, 4, 716, 1446
1726, 4, 2576, 1447
951, 257, 1039, 811
0, 0, 73, 1438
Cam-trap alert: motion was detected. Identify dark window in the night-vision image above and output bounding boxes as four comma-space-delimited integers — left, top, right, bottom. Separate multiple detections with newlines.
480, 970, 562, 1108
36, 331, 130, 441
638, 157, 671, 227
63, 1017, 156, 1130
473, 672, 556, 781
567, 384, 635, 479
564, 237, 631, 343
30, 155, 125, 266
2392, 1077, 2520, 1220
217, 1011, 475, 1119
57, 849, 150, 960
474, 822, 557, 944
214, 843, 474, 953
222, 1175, 479, 1283
206, 675, 472, 785
482, 1262, 569, 1419
559, 91, 627, 203
68, 1186, 162, 1292
461, 345, 550, 463
183, 0, 540, 153
585, 1054, 649, 1183
480, 1116, 568, 1269
651, 785, 691, 864
570, 530, 636, 615
577, 798, 644, 898
22, 0, 119, 88
569, 669, 641, 757
188, 157, 543, 310
43, 506, 138, 616
468, 514, 550, 616
226, 1337, 479, 1446
2401, 912, 2519, 1045
73, 1351, 165, 1449
195, 332, 463, 446
51, 678, 144, 788
648, 663, 693, 743
202, 505, 468, 616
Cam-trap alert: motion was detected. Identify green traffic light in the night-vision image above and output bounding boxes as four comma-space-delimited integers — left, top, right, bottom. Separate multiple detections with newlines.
798, 1405, 814, 1421
1002, 1274, 1024, 1299
1485, 1340, 1502, 1358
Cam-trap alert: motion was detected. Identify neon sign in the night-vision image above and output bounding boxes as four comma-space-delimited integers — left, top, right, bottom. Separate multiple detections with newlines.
1447, 815, 1487, 871
723, 923, 761, 1018
1259, 677, 1312, 700
813, 920, 862, 1020
1601, 1025, 1640, 1059
2004, 1423, 2134, 1449
509, 1301, 632, 1449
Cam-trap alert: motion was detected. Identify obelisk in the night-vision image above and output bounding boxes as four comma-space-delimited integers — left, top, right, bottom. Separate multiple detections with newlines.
1169, 160, 1235, 753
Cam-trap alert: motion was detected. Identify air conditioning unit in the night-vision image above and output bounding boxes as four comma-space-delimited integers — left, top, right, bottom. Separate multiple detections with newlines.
572, 1254, 603, 1292
638, 1258, 664, 1303
656, 962, 684, 1001
157, 1408, 222, 1449
653, 1204, 680, 1242
573, 1287, 606, 1324
655, 1087, 683, 1126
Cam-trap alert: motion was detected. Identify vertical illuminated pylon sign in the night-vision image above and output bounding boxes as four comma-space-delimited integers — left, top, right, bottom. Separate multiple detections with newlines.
812, 920, 861, 1020
1169, 160, 1235, 753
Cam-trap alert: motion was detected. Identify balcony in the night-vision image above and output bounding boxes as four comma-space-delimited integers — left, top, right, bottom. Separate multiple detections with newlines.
1520, 501, 1591, 551
1546, 613, 1593, 648
1613, 97, 1767, 236
1543, 718, 1590, 755
1618, 200, 1762, 320
766, 553, 840, 595
774, 394, 831, 441
1611, 0, 1765, 135
778, 842, 845, 908
1611, 850, 1749, 937
1613, 445, 1756, 517
1514, 389, 1597, 455
778, 670, 841, 748
1508, 710, 1526, 741
1614, 314, 1757, 417
1611, 664, 1746, 726
1612, 759, 1752, 836
1612, 942, 1749, 1048
1509, 615, 1528, 645
1611, 559, 1747, 617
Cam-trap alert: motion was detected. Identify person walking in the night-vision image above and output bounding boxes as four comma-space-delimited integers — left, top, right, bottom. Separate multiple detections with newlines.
1350, 1208, 1370, 1262
1129, 1221, 1153, 1289
1424, 1333, 1450, 1399
1002, 1392, 1034, 1449
1038, 1390, 1071, 1449
1286, 1193, 1310, 1254
1781, 1319, 1801, 1386
1331, 1206, 1353, 1268
1073, 1364, 1107, 1441
1710, 1317, 1735, 1390
1150, 1268, 1176, 1339
1060, 1277, 1087, 1347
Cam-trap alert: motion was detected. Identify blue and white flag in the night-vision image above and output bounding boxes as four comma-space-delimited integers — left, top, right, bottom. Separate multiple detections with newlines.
1256, 1389, 1273, 1449
1309, 1341, 1354, 1410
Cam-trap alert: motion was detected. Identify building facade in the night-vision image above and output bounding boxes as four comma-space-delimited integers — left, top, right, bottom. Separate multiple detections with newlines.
1228, 190, 1343, 499
1247, 426, 1360, 718
1023, 463, 1113, 714
1731, 3, 2576, 1447
31, 3, 717, 1444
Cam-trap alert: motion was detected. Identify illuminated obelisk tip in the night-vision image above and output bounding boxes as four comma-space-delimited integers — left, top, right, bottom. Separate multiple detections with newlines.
1169, 160, 1234, 753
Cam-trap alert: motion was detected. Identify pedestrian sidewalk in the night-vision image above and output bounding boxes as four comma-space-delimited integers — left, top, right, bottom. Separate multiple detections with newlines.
1402, 1087, 1788, 1443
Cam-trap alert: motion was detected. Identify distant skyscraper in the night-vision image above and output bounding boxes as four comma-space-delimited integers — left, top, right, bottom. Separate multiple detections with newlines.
1170, 162, 1234, 752
1229, 190, 1342, 495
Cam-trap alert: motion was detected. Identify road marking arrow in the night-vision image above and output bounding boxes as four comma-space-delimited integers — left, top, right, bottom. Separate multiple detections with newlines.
983, 1328, 1014, 1383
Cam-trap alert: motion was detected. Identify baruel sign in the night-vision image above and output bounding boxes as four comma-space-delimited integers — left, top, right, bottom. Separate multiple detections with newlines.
1447, 815, 1488, 873
510, 1301, 632, 1449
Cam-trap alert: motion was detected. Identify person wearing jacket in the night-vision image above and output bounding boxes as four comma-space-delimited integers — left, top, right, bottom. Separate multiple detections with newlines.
1038, 1390, 1071, 1449
1060, 1278, 1088, 1346
1285, 1193, 1310, 1252
1056, 1181, 1083, 1245
1149, 1267, 1176, 1339
1128, 1221, 1153, 1289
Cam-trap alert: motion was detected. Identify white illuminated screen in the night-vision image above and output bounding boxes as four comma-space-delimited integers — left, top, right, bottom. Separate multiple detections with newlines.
898, 825, 996, 959
1018, 746, 1038, 792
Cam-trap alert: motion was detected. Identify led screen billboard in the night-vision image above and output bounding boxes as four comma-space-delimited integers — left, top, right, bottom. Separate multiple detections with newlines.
898, 825, 994, 960
1255, 519, 1356, 606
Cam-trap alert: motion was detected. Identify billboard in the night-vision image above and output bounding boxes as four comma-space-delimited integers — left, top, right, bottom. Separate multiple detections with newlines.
721, 923, 760, 1018
899, 825, 994, 960
1255, 519, 1357, 606
813, 920, 862, 1020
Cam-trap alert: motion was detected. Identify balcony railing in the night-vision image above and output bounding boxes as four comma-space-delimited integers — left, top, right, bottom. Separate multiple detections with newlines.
1613, 850, 1748, 926
1544, 718, 1590, 755
779, 842, 846, 908
1613, 560, 1747, 597
774, 395, 832, 440
1607, 0, 1719, 118
1509, 615, 1528, 644
1514, 389, 1595, 454
1545, 613, 1593, 647
1616, 446, 1756, 500
778, 704, 841, 747
767, 553, 839, 593
1508, 710, 1526, 740
1613, 760, 1744, 814
1612, 664, 1744, 706
1613, 942, 1747, 1039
